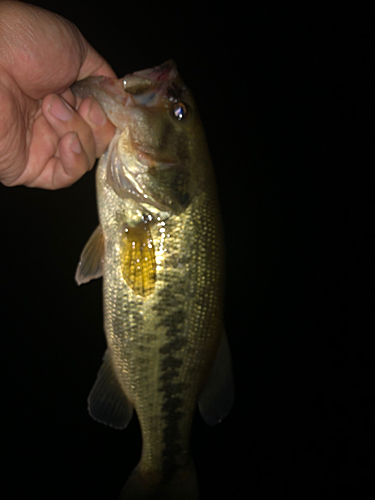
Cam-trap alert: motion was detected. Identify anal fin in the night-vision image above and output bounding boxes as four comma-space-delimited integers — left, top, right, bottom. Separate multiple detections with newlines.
88, 349, 133, 429
198, 329, 234, 425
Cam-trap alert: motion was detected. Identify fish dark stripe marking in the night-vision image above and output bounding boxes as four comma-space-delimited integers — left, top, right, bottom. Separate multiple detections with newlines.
161, 393, 184, 476
159, 337, 187, 354
160, 357, 183, 381
152, 282, 190, 474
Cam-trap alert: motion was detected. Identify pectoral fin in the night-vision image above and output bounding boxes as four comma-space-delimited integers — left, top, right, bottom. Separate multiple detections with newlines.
88, 350, 134, 429
120, 223, 156, 297
75, 225, 104, 285
198, 329, 234, 425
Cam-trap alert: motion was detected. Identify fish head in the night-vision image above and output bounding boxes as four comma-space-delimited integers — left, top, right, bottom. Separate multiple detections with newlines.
73, 61, 210, 214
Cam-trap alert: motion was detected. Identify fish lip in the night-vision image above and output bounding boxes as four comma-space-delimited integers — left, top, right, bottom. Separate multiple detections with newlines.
72, 76, 127, 102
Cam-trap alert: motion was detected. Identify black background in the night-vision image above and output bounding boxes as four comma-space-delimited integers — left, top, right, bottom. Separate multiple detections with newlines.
0, 1, 373, 499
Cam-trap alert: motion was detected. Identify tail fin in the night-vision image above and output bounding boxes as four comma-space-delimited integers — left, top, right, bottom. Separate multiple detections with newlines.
119, 460, 199, 500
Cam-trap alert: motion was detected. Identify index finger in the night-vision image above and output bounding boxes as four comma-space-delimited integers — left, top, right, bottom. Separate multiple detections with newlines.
77, 43, 117, 81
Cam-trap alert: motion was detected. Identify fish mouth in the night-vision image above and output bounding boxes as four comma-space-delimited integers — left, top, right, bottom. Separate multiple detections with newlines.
72, 61, 182, 130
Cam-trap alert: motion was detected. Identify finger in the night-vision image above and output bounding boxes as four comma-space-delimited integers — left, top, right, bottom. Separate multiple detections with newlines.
77, 44, 117, 81
48, 92, 115, 159
21, 93, 96, 189
26, 131, 91, 189
60, 87, 77, 108
53, 131, 91, 188
22, 94, 115, 189
10, 108, 60, 188
77, 97, 116, 157
42, 93, 96, 168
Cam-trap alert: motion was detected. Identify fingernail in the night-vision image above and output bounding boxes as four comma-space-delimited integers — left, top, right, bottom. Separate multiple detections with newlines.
49, 95, 73, 121
70, 133, 82, 154
88, 99, 107, 126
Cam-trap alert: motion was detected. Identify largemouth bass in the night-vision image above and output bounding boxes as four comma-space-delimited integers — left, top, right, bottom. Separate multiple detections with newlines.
73, 60, 234, 500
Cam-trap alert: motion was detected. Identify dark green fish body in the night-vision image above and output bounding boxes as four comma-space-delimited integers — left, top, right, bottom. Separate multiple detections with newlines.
74, 61, 233, 499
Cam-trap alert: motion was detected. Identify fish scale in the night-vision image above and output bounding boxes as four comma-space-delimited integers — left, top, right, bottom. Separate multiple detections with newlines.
102, 192, 223, 474
74, 60, 233, 499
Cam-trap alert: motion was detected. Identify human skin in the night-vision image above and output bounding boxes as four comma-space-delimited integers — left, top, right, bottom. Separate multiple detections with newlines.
0, 1, 116, 189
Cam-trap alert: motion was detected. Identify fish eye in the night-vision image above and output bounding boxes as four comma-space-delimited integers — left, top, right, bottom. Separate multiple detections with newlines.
172, 102, 189, 121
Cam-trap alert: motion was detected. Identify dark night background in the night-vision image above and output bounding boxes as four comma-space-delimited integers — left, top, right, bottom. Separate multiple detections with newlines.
0, 1, 373, 499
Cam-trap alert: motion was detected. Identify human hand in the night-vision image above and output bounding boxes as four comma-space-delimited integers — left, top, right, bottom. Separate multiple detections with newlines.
0, 1, 116, 189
